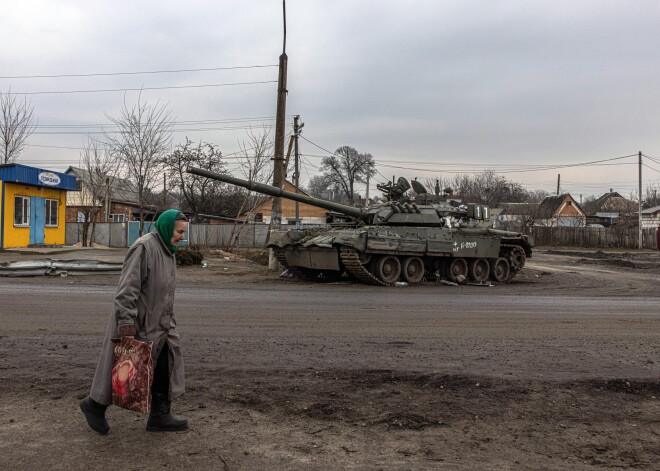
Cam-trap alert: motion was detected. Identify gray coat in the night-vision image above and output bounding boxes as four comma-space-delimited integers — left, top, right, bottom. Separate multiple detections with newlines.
89, 230, 184, 405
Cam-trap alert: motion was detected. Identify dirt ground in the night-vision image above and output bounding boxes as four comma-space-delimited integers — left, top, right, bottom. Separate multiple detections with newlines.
0, 246, 659, 470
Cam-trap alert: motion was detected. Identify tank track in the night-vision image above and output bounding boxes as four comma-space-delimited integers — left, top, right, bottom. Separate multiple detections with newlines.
501, 243, 525, 282
339, 247, 388, 286
280, 246, 524, 285
274, 248, 316, 281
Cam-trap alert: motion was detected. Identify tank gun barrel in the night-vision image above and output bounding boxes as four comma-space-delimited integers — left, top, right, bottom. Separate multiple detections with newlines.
187, 166, 367, 220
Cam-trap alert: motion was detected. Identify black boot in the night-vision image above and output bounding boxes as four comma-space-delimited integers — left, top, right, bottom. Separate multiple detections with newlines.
146, 392, 188, 432
79, 396, 110, 435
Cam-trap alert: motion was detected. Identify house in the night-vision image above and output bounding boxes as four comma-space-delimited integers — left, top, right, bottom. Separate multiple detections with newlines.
243, 179, 328, 224
64, 166, 159, 223
0, 163, 77, 248
584, 191, 636, 227
496, 202, 541, 228
342, 197, 376, 209
536, 194, 586, 227
640, 205, 660, 229
197, 213, 246, 224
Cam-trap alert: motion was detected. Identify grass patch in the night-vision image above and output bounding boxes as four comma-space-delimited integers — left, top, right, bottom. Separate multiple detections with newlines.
231, 248, 270, 266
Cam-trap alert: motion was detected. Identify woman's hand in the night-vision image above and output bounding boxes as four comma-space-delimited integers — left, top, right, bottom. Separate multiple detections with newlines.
117, 324, 137, 337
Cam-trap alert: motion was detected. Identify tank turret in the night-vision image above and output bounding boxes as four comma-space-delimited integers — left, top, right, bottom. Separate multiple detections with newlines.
187, 166, 532, 286
187, 167, 497, 229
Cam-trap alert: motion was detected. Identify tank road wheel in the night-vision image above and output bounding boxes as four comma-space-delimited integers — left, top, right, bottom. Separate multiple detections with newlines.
446, 257, 468, 283
489, 257, 510, 282
402, 256, 425, 284
358, 252, 372, 266
372, 255, 402, 284
468, 258, 490, 283
508, 245, 526, 272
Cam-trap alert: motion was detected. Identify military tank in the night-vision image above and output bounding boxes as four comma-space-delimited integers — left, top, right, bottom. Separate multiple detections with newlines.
187, 167, 533, 285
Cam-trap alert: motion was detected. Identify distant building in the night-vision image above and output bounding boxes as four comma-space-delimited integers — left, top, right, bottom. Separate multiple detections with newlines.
640, 205, 660, 229
584, 191, 636, 227
537, 194, 586, 227
64, 166, 158, 223
0, 164, 77, 248
243, 179, 328, 224
342, 197, 376, 209
496, 202, 541, 228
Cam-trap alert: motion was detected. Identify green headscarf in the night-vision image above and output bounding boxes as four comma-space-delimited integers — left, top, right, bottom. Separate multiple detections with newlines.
154, 209, 183, 253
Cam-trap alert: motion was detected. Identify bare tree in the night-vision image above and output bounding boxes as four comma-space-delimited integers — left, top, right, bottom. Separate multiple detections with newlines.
236, 127, 274, 185
526, 189, 550, 204
423, 171, 540, 205
104, 95, 174, 235
643, 182, 660, 208
226, 127, 274, 249
161, 138, 225, 221
78, 138, 121, 246
320, 146, 375, 205
0, 91, 37, 164
306, 174, 344, 202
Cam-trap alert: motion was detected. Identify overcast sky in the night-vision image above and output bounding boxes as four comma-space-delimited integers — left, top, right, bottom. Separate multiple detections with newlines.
2, 0, 659, 200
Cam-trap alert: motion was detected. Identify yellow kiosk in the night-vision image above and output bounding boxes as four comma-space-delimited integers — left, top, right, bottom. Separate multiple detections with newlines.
0, 164, 77, 248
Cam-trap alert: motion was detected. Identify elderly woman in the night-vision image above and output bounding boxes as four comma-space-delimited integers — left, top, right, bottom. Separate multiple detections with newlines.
80, 210, 189, 434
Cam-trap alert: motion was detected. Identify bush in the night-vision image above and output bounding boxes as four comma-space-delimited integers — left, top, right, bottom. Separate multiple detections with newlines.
175, 246, 204, 266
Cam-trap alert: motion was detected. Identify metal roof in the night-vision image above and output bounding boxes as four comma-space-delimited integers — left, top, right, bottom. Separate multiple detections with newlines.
641, 205, 660, 214
0, 163, 77, 191
65, 166, 141, 205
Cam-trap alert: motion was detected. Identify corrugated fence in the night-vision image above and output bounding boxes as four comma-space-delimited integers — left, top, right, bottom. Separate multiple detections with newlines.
66, 222, 660, 250
66, 222, 271, 248
500, 225, 659, 250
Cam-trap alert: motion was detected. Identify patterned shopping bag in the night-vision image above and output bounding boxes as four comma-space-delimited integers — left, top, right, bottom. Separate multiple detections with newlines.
111, 336, 153, 414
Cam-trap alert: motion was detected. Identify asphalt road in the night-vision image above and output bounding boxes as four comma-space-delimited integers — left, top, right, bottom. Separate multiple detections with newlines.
1, 254, 659, 471
1, 279, 657, 381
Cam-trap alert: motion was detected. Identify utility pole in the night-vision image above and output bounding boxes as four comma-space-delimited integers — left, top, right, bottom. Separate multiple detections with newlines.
105, 177, 111, 221
365, 170, 370, 208
293, 115, 304, 227
271, 0, 288, 230
556, 174, 560, 196
638, 151, 642, 249
269, 0, 288, 270
163, 175, 167, 207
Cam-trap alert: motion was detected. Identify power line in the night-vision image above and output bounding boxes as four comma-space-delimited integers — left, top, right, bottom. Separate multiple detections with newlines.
376, 155, 638, 174
303, 152, 631, 171
299, 136, 340, 158
0, 64, 278, 79
377, 161, 638, 174
27, 144, 86, 150
299, 136, 388, 184
300, 135, 639, 175
29, 116, 279, 129
6, 80, 277, 95
642, 163, 660, 175
27, 130, 291, 157
31, 124, 279, 135
643, 154, 660, 166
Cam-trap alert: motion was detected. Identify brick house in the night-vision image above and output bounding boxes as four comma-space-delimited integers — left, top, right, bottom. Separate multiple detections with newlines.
243, 179, 328, 224
640, 205, 660, 229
